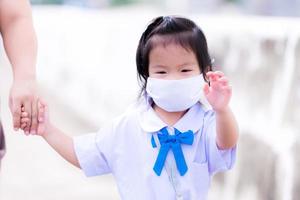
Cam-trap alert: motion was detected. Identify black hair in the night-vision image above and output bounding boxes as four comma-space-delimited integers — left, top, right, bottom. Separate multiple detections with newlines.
136, 16, 213, 96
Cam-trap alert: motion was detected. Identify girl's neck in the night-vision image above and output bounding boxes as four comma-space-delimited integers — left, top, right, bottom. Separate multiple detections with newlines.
153, 104, 187, 126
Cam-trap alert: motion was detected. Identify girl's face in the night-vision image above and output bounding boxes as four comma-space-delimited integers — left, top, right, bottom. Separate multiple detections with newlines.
148, 43, 201, 80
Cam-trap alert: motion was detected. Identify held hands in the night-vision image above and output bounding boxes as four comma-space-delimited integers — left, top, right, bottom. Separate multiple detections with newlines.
20, 100, 80, 168
9, 79, 39, 134
204, 71, 232, 112
20, 99, 48, 136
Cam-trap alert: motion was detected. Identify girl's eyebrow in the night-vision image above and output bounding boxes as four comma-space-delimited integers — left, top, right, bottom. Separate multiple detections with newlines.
151, 64, 168, 68
151, 62, 197, 68
177, 62, 196, 67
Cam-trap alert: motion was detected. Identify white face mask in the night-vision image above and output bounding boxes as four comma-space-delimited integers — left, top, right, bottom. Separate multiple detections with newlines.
146, 74, 207, 112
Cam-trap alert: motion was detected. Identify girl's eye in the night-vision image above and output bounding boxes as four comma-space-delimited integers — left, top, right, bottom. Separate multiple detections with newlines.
181, 69, 192, 72
156, 71, 166, 74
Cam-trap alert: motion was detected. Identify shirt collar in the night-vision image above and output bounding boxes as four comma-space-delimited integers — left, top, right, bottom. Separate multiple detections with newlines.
138, 94, 211, 134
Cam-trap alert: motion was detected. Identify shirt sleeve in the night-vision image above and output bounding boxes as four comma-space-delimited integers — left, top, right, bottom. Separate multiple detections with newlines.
204, 111, 237, 176
73, 124, 113, 177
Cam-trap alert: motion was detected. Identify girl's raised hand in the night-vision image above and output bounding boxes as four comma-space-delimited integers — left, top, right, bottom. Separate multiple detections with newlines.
203, 71, 232, 112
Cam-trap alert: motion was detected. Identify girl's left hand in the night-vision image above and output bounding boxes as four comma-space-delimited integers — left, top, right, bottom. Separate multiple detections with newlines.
203, 71, 232, 112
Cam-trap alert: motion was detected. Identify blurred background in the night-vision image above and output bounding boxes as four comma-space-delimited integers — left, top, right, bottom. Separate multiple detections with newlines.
0, 0, 300, 200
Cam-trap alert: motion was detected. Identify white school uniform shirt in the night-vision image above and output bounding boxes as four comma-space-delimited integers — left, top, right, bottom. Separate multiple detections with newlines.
74, 97, 236, 200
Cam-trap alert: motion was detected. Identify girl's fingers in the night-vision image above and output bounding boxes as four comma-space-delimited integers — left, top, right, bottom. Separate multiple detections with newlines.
207, 74, 229, 87
21, 118, 30, 123
24, 128, 30, 135
206, 72, 215, 80
207, 74, 218, 83
21, 112, 28, 117
206, 71, 224, 78
38, 100, 42, 108
23, 101, 32, 135
38, 99, 47, 107
221, 85, 233, 95
218, 76, 228, 82
20, 110, 29, 131
21, 123, 27, 130
206, 73, 216, 83
203, 83, 210, 95
206, 72, 215, 81
218, 77, 229, 86
206, 71, 213, 76
210, 82, 223, 92
222, 85, 232, 91
214, 71, 224, 77
210, 79, 231, 91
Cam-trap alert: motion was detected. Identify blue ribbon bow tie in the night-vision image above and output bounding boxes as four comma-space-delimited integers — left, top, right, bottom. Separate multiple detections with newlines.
151, 127, 194, 176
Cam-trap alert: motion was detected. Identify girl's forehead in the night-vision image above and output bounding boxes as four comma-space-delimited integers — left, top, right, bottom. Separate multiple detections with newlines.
150, 43, 193, 56
146, 33, 200, 66
149, 43, 195, 58
149, 34, 191, 49
147, 34, 196, 55
149, 44, 198, 67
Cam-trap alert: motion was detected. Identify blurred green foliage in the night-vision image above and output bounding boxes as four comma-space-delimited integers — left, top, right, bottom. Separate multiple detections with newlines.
110, 0, 139, 6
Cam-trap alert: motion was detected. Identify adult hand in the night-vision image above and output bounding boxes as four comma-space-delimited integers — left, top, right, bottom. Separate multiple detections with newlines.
9, 78, 39, 135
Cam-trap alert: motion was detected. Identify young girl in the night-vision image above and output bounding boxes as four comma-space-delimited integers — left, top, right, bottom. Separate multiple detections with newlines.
20, 16, 238, 200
